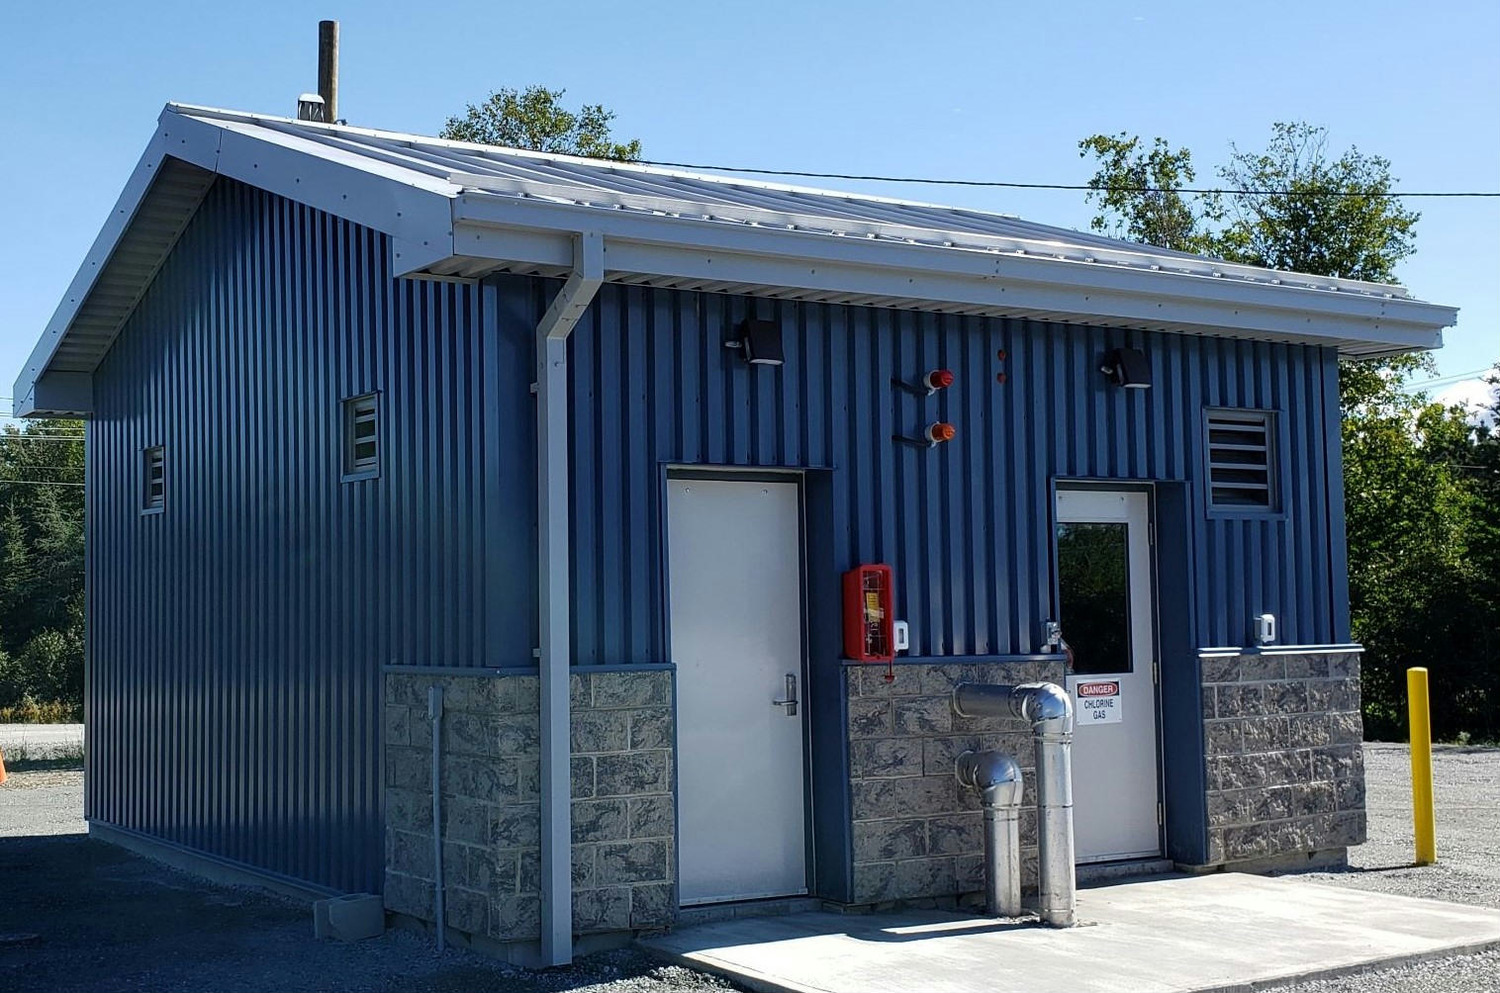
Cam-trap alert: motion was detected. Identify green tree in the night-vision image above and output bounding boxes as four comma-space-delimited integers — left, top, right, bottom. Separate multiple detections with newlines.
1215, 123, 1419, 282
1078, 133, 1221, 253
440, 85, 642, 161
0, 420, 85, 714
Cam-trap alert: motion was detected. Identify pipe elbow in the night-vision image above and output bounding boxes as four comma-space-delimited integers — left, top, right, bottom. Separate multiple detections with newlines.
955, 749, 1024, 808
1015, 681, 1074, 732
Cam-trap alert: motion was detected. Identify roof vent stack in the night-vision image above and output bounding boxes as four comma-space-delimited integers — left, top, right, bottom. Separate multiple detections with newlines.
317, 19, 339, 124
296, 93, 326, 122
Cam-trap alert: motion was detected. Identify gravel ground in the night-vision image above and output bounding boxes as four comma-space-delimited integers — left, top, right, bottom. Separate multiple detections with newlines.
0, 768, 734, 993
1269, 742, 1500, 992
1, 744, 1496, 991
0, 769, 86, 837
0, 825, 734, 992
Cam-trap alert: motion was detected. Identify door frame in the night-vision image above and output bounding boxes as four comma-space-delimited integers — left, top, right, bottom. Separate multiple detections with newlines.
1050, 479, 1167, 861
660, 465, 817, 903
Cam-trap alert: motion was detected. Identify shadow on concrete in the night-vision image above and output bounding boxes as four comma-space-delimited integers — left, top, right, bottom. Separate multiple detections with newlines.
0, 833, 723, 993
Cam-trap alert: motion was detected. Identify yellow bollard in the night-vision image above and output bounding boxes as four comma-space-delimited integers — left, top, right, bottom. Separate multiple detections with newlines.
1407, 667, 1436, 865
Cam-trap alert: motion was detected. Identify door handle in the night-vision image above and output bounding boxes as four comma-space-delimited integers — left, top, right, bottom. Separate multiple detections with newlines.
772, 673, 799, 717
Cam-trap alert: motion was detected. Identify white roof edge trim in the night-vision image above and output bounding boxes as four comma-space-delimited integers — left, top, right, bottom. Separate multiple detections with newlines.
14, 121, 216, 417
448, 198, 1458, 344
446, 173, 1418, 303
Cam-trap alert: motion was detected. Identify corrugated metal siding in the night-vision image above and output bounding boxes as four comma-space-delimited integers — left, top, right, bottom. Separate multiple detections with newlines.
86, 178, 530, 892
562, 283, 1347, 663
85, 178, 1348, 889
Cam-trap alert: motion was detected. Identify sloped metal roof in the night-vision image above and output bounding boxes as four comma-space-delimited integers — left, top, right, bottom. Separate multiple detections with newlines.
16, 103, 1459, 416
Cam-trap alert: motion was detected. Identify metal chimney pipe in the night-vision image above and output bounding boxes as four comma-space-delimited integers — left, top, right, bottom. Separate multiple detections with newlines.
955, 749, 1023, 918
952, 681, 1077, 927
317, 19, 339, 123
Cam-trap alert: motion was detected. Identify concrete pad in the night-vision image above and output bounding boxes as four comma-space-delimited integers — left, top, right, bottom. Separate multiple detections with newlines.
641, 874, 1500, 993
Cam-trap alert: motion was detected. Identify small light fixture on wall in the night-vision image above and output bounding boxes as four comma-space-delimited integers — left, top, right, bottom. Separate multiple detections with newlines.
724, 318, 785, 366
1100, 347, 1151, 389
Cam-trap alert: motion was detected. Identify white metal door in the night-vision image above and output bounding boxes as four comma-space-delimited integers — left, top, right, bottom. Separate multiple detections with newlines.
1055, 489, 1162, 863
669, 477, 808, 905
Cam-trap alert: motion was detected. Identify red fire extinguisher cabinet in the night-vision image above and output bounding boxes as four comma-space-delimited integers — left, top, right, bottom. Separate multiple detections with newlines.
843, 564, 895, 662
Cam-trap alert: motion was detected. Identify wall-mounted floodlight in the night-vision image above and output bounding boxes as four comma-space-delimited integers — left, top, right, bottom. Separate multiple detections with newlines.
724, 318, 784, 366
1100, 347, 1151, 389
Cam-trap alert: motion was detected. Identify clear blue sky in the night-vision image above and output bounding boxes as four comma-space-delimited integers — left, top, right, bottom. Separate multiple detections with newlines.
2, 0, 1496, 410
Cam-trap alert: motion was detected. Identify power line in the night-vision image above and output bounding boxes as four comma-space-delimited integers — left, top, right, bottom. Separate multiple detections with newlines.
636, 158, 1500, 198
1407, 368, 1496, 391
0, 479, 84, 488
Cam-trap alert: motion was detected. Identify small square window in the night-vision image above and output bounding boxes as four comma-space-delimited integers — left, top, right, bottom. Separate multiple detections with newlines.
343, 393, 379, 478
1205, 408, 1277, 512
142, 446, 165, 513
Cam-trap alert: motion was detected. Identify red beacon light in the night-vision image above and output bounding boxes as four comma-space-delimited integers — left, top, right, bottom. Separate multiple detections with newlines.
925, 422, 957, 446
923, 369, 955, 394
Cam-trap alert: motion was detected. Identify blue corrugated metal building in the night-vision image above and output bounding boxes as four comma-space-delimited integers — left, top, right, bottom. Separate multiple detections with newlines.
17, 104, 1456, 964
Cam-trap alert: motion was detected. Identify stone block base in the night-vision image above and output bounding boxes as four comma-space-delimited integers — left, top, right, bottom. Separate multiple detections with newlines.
1200, 650, 1367, 867
383, 668, 675, 945
844, 660, 1064, 905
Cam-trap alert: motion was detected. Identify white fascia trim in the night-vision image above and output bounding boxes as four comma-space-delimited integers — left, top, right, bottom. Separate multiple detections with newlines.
449, 197, 1456, 351
167, 110, 458, 272
15, 108, 462, 414
13, 127, 190, 416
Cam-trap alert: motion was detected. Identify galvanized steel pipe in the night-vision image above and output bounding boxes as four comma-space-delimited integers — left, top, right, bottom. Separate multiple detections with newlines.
428, 684, 445, 952
952, 681, 1077, 927
954, 749, 1023, 918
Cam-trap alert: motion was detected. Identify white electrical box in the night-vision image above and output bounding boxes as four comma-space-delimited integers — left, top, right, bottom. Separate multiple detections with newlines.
893, 620, 910, 653
1255, 613, 1277, 646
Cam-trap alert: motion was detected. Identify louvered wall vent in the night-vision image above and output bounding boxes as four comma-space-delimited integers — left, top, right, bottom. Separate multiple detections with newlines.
1206, 409, 1276, 510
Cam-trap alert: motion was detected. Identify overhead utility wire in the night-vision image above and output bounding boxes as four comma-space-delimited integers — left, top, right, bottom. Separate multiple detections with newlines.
636, 159, 1500, 198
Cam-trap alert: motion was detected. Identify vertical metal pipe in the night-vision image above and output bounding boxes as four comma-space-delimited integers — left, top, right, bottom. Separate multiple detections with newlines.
955, 749, 1023, 918
428, 684, 445, 952
984, 804, 1022, 918
317, 20, 339, 123
952, 681, 1076, 927
1032, 713, 1076, 927
537, 332, 572, 965
535, 232, 603, 967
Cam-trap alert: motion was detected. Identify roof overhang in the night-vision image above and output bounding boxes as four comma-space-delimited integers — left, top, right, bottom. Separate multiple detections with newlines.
16, 105, 1459, 417
15, 108, 457, 417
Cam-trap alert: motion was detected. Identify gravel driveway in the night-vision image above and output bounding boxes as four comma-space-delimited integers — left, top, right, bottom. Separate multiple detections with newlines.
0, 742, 1496, 991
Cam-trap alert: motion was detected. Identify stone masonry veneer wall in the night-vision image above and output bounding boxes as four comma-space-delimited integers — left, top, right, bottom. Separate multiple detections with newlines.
383, 669, 674, 945
846, 659, 1065, 906
1200, 651, 1366, 866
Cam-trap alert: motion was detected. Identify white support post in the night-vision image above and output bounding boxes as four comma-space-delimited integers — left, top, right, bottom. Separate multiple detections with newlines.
536, 231, 603, 966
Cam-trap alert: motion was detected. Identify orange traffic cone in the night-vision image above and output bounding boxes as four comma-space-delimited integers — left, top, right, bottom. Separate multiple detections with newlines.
0, 747, 7, 786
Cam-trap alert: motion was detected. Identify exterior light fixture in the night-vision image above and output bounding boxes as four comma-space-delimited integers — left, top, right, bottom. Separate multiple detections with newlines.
1100, 347, 1151, 389
724, 318, 785, 366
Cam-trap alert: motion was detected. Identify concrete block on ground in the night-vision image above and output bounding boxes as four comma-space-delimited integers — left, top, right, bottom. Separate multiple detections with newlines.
313, 893, 385, 941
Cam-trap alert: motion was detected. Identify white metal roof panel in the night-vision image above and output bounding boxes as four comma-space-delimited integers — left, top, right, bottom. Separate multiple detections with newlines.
15, 103, 1459, 416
